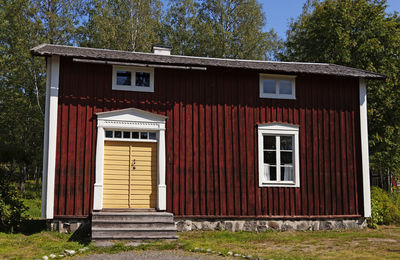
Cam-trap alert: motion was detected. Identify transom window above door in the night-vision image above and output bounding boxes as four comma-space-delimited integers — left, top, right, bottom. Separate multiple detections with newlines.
112, 66, 154, 92
105, 130, 157, 141
258, 123, 300, 187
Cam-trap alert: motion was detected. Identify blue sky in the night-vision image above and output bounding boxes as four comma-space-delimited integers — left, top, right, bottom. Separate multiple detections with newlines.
260, 0, 400, 39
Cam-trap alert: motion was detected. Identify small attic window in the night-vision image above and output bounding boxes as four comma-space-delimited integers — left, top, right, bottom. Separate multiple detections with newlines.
259, 74, 296, 99
112, 66, 154, 92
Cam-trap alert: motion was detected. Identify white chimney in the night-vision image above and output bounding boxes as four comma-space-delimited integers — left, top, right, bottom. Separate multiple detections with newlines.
151, 45, 171, 55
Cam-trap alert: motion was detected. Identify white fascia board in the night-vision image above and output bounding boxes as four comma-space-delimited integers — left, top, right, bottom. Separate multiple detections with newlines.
41, 55, 60, 219
360, 78, 371, 217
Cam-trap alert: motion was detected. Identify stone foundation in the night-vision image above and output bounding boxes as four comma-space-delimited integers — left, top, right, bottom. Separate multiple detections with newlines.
175, 218, 366, 232
47, 219, 90, 233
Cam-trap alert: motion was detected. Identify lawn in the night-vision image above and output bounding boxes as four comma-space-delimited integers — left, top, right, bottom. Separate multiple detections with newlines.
179, 226, 400, 259
21, 181, 42, 219
0, 226, 399, 259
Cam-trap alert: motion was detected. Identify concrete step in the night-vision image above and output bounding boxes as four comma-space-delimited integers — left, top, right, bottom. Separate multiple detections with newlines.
92, 235, 179, 240
92, 221, 175, 229
92, 226, 176, 231
92, 229, 177, 238
92, 211, 173, 216
92, 212, 174, 222
91, 211, 178, 242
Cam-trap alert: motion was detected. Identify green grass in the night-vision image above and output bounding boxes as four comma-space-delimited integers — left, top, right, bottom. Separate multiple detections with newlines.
178, 226, 400, 259
1, 226, 400, 259
21, 180, 42, 219
23, 198, 41, 219
0, 231, 85, 259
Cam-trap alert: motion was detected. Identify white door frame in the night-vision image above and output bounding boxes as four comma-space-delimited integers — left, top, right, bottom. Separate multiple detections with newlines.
93, 108, 167, 211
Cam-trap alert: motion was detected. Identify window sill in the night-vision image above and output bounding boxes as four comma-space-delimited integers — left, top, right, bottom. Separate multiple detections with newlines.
259, 94, 296, 99
112, 85, 154, 92
259, 182, 299, 188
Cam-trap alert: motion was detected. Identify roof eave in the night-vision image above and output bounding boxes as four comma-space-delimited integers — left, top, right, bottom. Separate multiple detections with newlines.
30, 44, 387, 80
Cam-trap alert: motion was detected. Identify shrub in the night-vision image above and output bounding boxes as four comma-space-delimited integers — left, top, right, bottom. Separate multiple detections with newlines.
368, 186, 400, 228
0, 169, 28, 232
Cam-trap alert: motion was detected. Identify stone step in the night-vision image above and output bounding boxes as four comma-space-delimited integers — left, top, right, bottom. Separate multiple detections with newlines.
92, 221, 175, 229
92, 235, 179, 241
92, 229, 177, 239
92, 225, 176, 231
92, 219, 174, 224
91, 211, 178, 242
92, 211, 174, 216
92, 212, 174, 222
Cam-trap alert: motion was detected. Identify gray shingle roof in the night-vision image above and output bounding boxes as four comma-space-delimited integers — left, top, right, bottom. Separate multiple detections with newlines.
31, 44, 385, 80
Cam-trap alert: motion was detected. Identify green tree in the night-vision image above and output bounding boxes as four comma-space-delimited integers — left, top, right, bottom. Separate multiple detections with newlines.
0, 0, 82, 192
33, 0, 84, 44
280, 0, 400, 181
163, 0, 199, 56
79, 0, 163, 52
164, 0, 280, 60
0, 0, 45, 191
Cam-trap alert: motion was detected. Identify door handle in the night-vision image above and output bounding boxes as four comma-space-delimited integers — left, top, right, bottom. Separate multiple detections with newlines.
132, 159, 136, 170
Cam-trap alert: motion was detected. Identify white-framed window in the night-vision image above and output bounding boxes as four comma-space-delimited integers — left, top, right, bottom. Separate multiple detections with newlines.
104, 129, 157, 142
258, 123, 300, 187
259, 74, 296, 99
112, 66, 154, 92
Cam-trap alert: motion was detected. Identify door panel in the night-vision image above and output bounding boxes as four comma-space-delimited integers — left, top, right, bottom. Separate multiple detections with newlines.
102, 141, 157, 209
130, 142, 157, 208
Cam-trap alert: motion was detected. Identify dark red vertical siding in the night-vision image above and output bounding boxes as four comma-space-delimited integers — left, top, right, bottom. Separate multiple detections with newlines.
54, 57, 364, 218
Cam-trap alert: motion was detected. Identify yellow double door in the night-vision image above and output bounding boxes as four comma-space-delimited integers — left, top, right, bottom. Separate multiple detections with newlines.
103, 141, 157, 209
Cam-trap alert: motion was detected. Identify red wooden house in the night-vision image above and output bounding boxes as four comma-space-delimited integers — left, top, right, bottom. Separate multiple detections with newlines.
32, 44, 384, 239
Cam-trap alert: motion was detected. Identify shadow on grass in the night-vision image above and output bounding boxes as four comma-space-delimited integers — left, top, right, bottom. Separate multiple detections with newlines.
20, 219, 47, 235
68, 222, 92, 246
19, 219, 91, 246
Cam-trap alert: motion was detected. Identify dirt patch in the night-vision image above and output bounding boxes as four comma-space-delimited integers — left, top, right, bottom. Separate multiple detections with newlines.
367, 238, 398, 243
76, 250, 226, 260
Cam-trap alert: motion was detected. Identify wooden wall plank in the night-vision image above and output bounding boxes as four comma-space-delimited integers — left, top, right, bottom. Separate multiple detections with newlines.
192, 71, 200, 216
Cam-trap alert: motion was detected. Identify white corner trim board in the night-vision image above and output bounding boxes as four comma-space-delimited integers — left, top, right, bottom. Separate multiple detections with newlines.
41, 55, 60, 219
359, 78, 371, 218
93, 108, 167, 211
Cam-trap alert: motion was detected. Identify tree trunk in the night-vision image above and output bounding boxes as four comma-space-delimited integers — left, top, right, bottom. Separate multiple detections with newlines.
35, 166, 40, 190
20, 164, 26, 193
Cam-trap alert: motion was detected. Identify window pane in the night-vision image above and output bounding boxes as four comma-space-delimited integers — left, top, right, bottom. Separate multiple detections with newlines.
149, 132, 156, 140
279, 80, 292, 95
281, 151, 293, 164
265, 165, 277, 181
117, 70, 131, 86
132, 132, 139, 139
141, 132, 148, 139
263, 136, 276, 149
136, 72, 150, 87
280, 136, 293, 150
105, 131, 113, 138
263, 79, 276, 94
123, 131, 130, 139
281, 166, 294, 181
264, 151, 276, 164
114, 131, 122, 138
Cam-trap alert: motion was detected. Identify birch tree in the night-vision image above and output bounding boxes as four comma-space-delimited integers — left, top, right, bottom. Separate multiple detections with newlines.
195, 0, 280, 59
79, 0, 163, 52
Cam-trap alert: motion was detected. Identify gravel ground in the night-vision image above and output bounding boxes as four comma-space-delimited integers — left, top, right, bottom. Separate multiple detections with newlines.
76, 250, 227, 260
